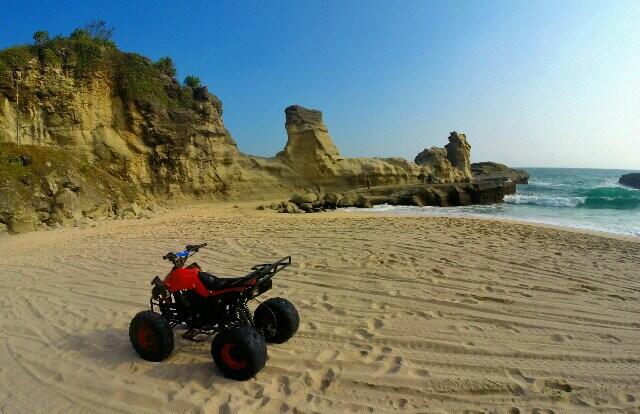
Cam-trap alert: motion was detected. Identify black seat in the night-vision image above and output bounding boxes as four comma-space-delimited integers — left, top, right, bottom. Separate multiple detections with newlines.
198, 272, 243, 291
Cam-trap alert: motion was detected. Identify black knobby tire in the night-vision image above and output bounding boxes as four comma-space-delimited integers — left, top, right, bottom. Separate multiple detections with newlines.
129, 310, 174, 362
211, 326, 267, 381
254, 297, 300, 344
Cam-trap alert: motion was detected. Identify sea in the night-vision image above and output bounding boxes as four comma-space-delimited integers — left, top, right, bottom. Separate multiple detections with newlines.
343, 168, 640, 237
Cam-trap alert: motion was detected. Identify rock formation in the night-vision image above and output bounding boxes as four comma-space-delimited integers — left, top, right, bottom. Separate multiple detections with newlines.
278, 105, 340, 177
276, 105, 445, 188
619, 173, 640, 190
471, 162, 529, 184
444, 132, 472, 179
0, 35, 512, 233
414, 132, 473, 183
414, 147, 454, 182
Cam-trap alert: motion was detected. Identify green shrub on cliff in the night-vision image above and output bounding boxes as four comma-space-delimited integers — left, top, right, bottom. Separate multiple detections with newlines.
0, 22, 211, 110
0, 46, 34, 73
33, 31, 50, 46
184, 75, 201, 88
154, 57, 176, 78
114, 52, 167, 104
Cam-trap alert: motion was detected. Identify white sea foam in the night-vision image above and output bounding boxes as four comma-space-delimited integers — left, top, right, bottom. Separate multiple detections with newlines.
504, 194, 585, 208
340, 169, 640, 237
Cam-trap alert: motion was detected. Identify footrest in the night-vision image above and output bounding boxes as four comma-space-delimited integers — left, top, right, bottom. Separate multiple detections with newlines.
182, 329, 210, 342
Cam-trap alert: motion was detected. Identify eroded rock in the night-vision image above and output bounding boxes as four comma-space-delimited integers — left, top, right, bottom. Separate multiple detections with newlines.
444, 131, 472, 180
338, 194, 371, 208
7, 211, 40, 234
619, 173, 640, 189
291, 192, 318, 205
472, 162, 529, 184
122, 202, 142, 219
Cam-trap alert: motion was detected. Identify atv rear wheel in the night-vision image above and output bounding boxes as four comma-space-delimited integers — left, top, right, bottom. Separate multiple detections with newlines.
254, 297, 300, 344
211, 326, 267, 380
129, 310, 174, 362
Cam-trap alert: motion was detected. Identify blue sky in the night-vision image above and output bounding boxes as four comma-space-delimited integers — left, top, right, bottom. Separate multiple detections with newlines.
1, 0, 638, 168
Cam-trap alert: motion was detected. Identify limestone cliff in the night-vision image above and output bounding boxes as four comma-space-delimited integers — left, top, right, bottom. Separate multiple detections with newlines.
0, 36, 479, 233
277, 105, 472, 188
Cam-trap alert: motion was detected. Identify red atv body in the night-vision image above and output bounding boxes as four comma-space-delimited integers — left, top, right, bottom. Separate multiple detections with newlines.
129, 243, 299, 380
163, 266, 257, 298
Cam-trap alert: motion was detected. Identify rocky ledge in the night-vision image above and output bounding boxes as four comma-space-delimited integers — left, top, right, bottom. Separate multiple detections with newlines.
471, 162, 529, 184
265, 180, 516, 214
619, 173, 640, 190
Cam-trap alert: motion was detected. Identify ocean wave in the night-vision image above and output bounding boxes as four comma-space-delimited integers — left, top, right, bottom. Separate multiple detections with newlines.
526, 180, 568, 188
578, 187, 640, 210
340, 204, 640, 237
504, 194, 585, 208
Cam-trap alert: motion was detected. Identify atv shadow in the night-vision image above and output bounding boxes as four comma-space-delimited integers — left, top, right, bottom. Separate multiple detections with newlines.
59, 326, 232, 387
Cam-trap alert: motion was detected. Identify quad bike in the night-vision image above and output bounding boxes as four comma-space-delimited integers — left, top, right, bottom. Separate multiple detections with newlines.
128, 243, 299, 380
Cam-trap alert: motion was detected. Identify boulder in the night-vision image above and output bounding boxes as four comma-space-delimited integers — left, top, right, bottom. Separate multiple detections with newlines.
291, 192, 318, 205
62, 177, 82, 192
7, 211, 40, 234
53, 188, 82, 220
0, 222, 8, 234
84, 203, 113, 220
122, 202, 142, 219
619, 173, 640, 189
284, 202, 303, 214
42, 175, 58, 196
299, 202, 314, 212
321, 193, 341, 209
444, 131, 472, 179
338, 193, 371, 208
34, 199, 52, 213
114, 198, 129, 217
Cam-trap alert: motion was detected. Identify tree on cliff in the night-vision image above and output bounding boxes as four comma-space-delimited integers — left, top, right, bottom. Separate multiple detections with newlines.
184, 75, 201, 88
84, 20, 114, 41
154, 57, 177, 78
33, 31, 49, 46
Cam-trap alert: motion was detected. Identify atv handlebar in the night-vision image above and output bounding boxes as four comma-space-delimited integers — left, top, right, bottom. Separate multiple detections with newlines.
186, 243, 207, 252
163, 243, 208, 266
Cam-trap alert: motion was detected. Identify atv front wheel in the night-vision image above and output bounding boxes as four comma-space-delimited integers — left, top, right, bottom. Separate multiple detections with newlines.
211, 326, 267, 380
254, 297, 300, 343
129, 310, 174, 362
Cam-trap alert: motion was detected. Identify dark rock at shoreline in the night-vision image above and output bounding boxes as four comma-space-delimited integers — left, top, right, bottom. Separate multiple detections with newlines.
272, 180, 515, 213
351, 181, 515, 207
619, 173, 640, 189
471, 162, 529, 184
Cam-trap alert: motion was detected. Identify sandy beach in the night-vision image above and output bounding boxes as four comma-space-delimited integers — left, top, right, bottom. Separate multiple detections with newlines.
0, 203, 638, 414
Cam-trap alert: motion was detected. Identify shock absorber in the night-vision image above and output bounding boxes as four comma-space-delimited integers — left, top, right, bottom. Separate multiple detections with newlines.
240, 302, 253, 326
